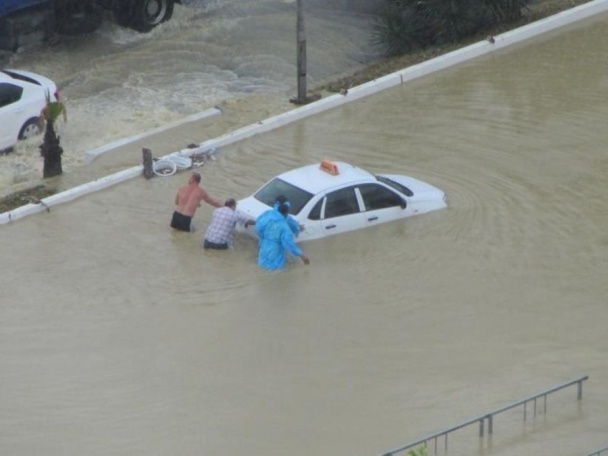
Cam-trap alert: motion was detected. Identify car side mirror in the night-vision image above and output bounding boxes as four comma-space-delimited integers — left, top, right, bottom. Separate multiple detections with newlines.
400, 198, 407, 209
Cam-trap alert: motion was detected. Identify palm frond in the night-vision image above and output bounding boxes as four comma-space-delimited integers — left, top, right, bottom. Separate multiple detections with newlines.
43, 90, 67, 124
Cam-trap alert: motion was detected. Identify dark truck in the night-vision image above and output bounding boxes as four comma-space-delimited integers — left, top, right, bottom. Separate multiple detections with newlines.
0, 0, 181, 51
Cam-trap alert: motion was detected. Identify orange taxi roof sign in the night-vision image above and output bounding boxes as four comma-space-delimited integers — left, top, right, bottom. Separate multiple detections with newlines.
319, 160, 339, 176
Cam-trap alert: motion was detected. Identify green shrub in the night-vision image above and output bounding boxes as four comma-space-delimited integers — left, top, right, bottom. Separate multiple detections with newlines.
372, 0, 531, 56
408, 446, 428, 456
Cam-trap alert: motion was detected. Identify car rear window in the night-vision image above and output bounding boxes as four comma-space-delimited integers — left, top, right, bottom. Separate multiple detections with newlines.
359, 183, 404, 210
254, 178, 313, 215
0, 83, 24, 107
376, 175, 414, 197
1, 70, 41, 86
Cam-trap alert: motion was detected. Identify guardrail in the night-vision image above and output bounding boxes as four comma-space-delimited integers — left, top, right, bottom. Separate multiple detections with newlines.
586, 447, 608, 456
380, 375, 589, 456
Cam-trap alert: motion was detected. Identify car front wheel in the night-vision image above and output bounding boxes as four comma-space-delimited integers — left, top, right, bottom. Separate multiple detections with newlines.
18, 118, 42, 141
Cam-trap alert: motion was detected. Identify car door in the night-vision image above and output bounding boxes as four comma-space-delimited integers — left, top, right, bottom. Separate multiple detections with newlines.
0, 83, 25, 150
357, 183, 412, 228
305, 186, 367, 239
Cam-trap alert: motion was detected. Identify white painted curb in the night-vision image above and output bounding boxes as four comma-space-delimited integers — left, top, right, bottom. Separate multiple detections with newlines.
2, 0, 607, 225
1, 166, 142, 224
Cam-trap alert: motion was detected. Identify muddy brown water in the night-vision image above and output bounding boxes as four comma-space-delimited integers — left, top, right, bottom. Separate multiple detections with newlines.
1, 10, 607, 456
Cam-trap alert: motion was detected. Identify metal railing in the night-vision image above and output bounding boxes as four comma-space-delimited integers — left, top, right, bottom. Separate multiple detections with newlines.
380, 375, 589, 456
586, 447, 608, 456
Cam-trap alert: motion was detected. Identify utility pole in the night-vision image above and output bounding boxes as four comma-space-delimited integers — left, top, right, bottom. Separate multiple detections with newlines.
294, 0, 307, 104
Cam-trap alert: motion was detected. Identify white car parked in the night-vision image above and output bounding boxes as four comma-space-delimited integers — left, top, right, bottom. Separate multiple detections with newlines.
0, 69, 59, 153
236, 161, 448, 242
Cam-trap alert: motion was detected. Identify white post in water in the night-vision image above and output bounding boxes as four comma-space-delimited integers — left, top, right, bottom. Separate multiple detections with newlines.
296, 0, 307, 103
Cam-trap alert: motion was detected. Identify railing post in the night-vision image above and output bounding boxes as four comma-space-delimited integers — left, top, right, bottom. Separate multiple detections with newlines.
479, 418, 484, 437
488, 415, 493, 434
578, 380, 584, 400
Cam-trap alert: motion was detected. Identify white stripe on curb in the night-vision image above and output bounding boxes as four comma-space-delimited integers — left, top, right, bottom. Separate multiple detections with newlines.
2, 0, 607, 225
84, 107, 222, 165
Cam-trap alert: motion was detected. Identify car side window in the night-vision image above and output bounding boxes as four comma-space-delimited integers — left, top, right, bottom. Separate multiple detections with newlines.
0, 83, 23, 108
359, 183, 404, 210
324, 187, 360, 218
308, 198, 323, 220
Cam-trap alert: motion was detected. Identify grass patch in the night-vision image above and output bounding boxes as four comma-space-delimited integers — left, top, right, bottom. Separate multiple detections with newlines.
0, 185, 56, 213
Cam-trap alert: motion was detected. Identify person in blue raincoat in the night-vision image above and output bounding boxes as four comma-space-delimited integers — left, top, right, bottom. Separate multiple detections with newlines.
258, 203, 310, 271
255, 195, 301, 241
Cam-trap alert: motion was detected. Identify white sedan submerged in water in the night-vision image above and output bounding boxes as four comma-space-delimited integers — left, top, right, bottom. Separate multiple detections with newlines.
236, 161, 447, 242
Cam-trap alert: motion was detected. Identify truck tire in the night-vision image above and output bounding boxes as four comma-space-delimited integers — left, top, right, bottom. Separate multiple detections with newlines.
55, 1, 103, 36
114, 0, 174, 33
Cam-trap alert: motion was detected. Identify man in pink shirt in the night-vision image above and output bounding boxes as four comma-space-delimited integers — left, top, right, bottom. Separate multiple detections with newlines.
170, 172, 222, 232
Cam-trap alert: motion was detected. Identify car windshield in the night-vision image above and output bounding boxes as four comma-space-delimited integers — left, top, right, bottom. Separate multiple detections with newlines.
376, 175, 414, 197
254, 178, 313, 215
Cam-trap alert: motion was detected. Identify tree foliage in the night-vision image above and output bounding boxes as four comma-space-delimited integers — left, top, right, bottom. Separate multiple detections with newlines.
372, 0, 531, 56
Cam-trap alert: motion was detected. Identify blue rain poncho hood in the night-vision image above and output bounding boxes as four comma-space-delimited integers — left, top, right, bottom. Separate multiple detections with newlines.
255, 202, 300, 240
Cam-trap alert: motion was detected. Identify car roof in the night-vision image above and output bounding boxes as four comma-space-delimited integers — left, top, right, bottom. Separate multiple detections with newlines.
278, 161, 375, 194
0, 72, 17, 83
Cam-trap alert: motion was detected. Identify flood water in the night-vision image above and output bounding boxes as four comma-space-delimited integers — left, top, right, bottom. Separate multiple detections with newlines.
1, 7, 608, 456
